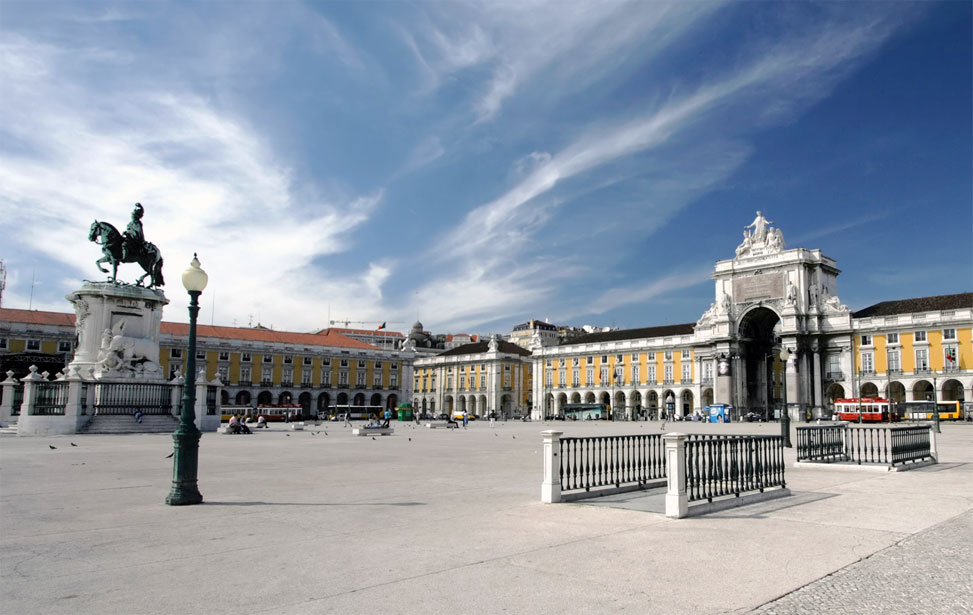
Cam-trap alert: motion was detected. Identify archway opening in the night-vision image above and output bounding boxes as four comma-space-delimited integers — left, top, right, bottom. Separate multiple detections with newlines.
738, 306, 782, 418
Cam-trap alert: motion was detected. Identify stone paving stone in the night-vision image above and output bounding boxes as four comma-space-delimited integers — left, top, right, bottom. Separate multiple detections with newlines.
751, 510, 973, 615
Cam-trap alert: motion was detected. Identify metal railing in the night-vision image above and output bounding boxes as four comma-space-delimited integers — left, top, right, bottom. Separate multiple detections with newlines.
559, 434, 666, 494
796, 424, 933, 467
33, 381, 69, 415
93, 382, 175, 416
796, 425, 846, 462
685, 435, 786, 503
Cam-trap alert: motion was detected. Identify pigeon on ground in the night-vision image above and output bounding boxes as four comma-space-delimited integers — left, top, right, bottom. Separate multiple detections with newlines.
70, 442, 78, 446
371, 437, 376, 441
165, 452, 174, 458
311, 432, 316, 436
49, 444, 57, 450
408, 437, 412, 442
324, 432, 328, 436
512, 436, 516, 439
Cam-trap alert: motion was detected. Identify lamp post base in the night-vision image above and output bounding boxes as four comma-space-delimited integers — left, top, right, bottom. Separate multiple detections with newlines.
165, 428, 203, 506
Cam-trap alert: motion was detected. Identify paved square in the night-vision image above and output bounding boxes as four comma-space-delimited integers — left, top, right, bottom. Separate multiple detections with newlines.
2, 420, 972, 614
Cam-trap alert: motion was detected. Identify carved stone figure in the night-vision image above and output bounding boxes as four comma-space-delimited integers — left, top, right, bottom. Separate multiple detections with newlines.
88, 203, 165, 287
488, 335, 499, 353
73, 299, 90, 347
720, 292, 732, 312
745, 211, 773, 243
98, 334, 162, 375
785, 282, 797, 305
808, 283, 819, 309
824, 294, 849, 313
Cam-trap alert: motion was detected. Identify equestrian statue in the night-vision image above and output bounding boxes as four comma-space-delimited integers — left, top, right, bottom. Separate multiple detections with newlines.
88, 203, 165, 288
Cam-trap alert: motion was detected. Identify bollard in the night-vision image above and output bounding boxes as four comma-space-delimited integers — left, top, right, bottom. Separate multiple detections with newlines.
541, 430, 563, 503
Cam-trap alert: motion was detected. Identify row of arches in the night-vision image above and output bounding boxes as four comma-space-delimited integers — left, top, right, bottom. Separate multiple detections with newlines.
229, 390, 398, 413
543, 388, 715, 418
825, 378, 965, 404
410, 394, 517, 416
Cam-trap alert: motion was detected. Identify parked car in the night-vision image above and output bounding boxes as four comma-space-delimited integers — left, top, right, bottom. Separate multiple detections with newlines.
436, 413, 449, 421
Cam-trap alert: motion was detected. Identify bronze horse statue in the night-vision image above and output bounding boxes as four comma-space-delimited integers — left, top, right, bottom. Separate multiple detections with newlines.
88, 220, 165, 288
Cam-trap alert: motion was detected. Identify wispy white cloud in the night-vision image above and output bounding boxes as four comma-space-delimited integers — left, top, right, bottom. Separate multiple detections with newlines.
0, 34, 386, 330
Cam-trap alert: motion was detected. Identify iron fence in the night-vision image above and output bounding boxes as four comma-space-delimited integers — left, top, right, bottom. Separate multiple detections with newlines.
93, 382, 175, 416
796, 425, 847, 462
685, 435, 786, 503
33, 381, 69, 416
796, 424, 933, 467
559, 434, 666, 493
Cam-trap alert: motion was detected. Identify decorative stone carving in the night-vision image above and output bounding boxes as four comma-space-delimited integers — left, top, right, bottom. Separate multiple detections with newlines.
735, 211, 785, 259
785, 281, 798, 305
488, 335, 499, 353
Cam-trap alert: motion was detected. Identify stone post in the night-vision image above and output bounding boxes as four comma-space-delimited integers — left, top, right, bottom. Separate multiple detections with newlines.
194, 369, 220, 432
15, 366, 43, 436
1, 371, 19, 426
664, 432, 689, 518
540, 430, 563, 503
928, 425, 938, 462
170, 372, 185, 418
62, 365, 87, 432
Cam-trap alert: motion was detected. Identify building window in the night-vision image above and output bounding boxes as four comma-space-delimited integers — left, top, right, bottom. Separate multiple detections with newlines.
915, 349, 929, 372
391, 362, 397, 369
25, 339, 41, 351
861, 352, 874, 374
241, 352, 251, 362
446, 376, 453, 390
373, 372, 382, 387
261, 367, 273, 383
219, 351, 230, 361
58, 341, 72, 352
217, 366, 229, 382
630, 353, 638, 361
586, 356, 593, 365
681, 363, 691, 382
322, 357, 331, 365
447, 366, 453, 373
263, 355, 273, 363
340, 359, 349, 367
390, 374, 398, 388
339, 371, 348, 385
915, 331, 927, 342
196, 350, 206, 360
546, 370, 553, 386
600, 367, 608, 384
827, 355, 841, 377
601, 355, 608, 363
585, 368, 593, 386
944, 346, 958, 369
886, 333, 898, 345
681, 349, 689, 359
860, 335, 872, 346
631, 364, 640, 383
615, 355, 623, 363
703, 362, 713, 381
887, 350, 900, 373
572, 369, 580, 387
546, 360, 552, 367
303, 356, 312, 365
302, 370, 312, 385
647, 366, 656, 383
664, 351, 673, 361
321, 370, 331, 386
358, 360, 366, 368
169, 364, 180, 379
170, 348, 182, 359
283, 355, 293, 364
0, 338, 7, 349
664, 364, 673, 384
571, 357, 578, 366
240, 366, 251, 382
943, 328, 956, 340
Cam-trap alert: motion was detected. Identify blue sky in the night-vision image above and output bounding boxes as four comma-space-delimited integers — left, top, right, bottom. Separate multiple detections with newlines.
1, 1, 970, 335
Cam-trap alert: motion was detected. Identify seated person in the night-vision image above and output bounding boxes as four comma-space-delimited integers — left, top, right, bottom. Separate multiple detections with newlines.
240, 416, 252, 434
227, 414, 242, 434
257, 415, 267, 428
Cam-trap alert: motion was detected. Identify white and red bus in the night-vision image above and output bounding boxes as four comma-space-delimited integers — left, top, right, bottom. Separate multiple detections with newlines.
832, 398, 897, 423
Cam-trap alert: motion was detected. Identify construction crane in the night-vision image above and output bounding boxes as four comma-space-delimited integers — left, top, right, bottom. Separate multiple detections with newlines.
329, 319, 403, 330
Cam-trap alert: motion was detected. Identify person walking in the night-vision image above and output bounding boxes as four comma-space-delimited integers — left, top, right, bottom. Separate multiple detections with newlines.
343, 410, 352, 427
462, 410, 469, 428
489, 410, 496, 427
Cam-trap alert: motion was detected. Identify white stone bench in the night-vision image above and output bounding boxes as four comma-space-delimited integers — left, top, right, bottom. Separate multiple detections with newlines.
353, 427, 394, 436
290, 422, 305, 431
426, 422, 459, 429
218, 426, 253, 435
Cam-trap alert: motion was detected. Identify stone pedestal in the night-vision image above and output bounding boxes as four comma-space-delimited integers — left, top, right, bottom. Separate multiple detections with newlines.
66, 282, 168, 381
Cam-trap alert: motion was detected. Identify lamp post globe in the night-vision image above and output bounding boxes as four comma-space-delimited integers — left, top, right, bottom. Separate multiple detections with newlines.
779, 348, 792, 448
166, 253, 208, 506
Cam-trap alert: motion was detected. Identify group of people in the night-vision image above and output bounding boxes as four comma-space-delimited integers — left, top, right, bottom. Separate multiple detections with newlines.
227, 413, 267, 434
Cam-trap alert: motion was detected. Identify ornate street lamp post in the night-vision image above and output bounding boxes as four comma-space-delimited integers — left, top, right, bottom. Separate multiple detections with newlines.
931, 376, 941, 434
166, 254, 209, 506
779, 347, 792, 448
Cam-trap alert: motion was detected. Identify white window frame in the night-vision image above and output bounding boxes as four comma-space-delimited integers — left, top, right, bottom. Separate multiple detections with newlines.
915, 331, 927, 342
886, 332, 899, 345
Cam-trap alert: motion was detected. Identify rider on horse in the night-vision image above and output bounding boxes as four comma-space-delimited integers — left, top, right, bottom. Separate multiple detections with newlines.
122, 203, 145, 262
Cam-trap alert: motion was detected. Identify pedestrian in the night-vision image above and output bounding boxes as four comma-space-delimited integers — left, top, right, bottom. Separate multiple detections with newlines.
257, 415, 267, 429
383, 408, 392, 428
489, 410, 496, 427
344, 411, 352, 427
462, 410, 469, 428
134, 409, 143, 424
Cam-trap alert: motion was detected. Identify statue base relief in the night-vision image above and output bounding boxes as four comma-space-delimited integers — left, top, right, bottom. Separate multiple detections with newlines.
66, 282, 169, 381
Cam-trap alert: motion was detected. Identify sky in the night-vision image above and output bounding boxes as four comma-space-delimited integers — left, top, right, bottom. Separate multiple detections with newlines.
1, 1, 970, 336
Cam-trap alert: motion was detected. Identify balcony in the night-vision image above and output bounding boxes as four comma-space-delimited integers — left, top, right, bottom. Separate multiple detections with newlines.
887, 369, 902, 376
700, 378, 713, 386
680, 379, 693, 385
914, 367, 931, 375
261, 380, 273, 386
825, 371, 843, 381
663, 379, 675, 385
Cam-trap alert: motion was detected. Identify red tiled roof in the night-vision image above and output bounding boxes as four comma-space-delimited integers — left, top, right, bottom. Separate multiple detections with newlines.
0, 308, 377, 350
323, 327, 404, 337
0, 308, 76, 327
